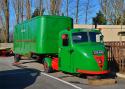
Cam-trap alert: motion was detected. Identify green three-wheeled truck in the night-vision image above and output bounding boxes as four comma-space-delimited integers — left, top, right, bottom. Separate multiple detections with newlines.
14, 15, 109, 75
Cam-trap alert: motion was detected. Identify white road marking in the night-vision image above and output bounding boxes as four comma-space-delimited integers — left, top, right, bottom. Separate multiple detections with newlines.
41, 72, 82, 89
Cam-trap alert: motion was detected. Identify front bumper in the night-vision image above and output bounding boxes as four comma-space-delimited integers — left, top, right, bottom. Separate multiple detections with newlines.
77, 69, 109, 74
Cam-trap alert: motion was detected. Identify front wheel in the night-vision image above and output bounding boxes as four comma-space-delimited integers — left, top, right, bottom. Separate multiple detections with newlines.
43, 61, 53, 73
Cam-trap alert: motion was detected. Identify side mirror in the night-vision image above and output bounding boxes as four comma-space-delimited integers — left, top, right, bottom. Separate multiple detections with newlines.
100, 35, 104, 42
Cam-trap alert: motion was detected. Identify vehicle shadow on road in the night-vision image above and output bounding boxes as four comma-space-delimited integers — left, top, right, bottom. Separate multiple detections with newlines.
0, 68, 40, 89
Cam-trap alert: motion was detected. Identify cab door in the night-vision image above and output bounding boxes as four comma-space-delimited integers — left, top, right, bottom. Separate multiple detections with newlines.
59, 33, 71, 72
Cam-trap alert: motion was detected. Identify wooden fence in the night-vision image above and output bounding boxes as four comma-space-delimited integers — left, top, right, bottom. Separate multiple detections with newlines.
105, 41, 125, 73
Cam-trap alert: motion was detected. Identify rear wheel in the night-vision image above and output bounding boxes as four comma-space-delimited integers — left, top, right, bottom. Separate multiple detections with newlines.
43, 61, 53, 73
14, 54, 21, 62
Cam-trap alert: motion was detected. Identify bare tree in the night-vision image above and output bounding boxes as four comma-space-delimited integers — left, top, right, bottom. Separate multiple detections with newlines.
56, 0, 62, 15
100, 0, 125, 24
75, 0, 79, 24
26, 0, 31, 19
39, 0, 44, 15
0, 0, 9, 42
100, 0, 108, 18
46, 0, 50, 14
3, 0, 9, 42
0, 0, 6, 42
64, 0, 73, 16
66, 0, 69, 16
21, 0, 24, 21
0, 1, 4, 25
50, 0, 56, 15
50, 0, 62, 15
78, 0, 96, 24
33, 0, 44, 16
12, 0, 21, 23
84, 0, 90, 24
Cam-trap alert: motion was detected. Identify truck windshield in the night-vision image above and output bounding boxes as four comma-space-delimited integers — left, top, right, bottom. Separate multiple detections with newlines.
72, 32, 88, 43
89, 32, 103, 42
72, 32, 103, 43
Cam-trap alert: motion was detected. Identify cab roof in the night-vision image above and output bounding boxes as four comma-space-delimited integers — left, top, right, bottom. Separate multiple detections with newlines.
72, 28, 100, 32
62, 28, 101, 33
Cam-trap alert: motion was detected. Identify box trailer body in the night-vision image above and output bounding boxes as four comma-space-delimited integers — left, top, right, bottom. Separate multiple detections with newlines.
14, 16, 73, 55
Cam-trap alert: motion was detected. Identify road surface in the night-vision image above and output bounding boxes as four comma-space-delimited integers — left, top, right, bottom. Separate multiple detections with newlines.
0, 57, 125, 89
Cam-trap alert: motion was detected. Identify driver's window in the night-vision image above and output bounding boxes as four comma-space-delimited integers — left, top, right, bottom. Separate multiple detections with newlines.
62, 34, 69, 46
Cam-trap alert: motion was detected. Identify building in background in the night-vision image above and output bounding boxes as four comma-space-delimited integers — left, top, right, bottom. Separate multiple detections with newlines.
74, 24, 125, 42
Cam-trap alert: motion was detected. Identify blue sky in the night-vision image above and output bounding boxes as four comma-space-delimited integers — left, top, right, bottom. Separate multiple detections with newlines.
9, 0, 100, 32
9, 1, 16, 32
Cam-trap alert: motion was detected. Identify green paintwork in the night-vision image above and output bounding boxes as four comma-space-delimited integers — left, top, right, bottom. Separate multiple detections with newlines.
14, 15, 108, 74
14, 15, 73, 55
58, 31, 72, 72
58, 29, 108, 73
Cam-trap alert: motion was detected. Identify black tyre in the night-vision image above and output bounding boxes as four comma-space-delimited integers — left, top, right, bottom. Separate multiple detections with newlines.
43, 61, 52, 73
14, 54, 21, 62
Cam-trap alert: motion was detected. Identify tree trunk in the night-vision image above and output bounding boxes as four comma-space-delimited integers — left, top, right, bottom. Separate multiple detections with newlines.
66, 0, 69, 16
26, 0, 31, 19
75, 0, 79, 24
50, 0, 55, 15
40, 0, 43, 16
21, 0, 24, 21
4, 0, 9, 42
85, 0, 89, 24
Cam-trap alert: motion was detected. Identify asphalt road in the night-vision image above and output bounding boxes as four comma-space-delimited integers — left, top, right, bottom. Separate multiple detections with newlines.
0, 57, 125, 89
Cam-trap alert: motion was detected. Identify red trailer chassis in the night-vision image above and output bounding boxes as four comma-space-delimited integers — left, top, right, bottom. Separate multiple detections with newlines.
0, 48, 13, 56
